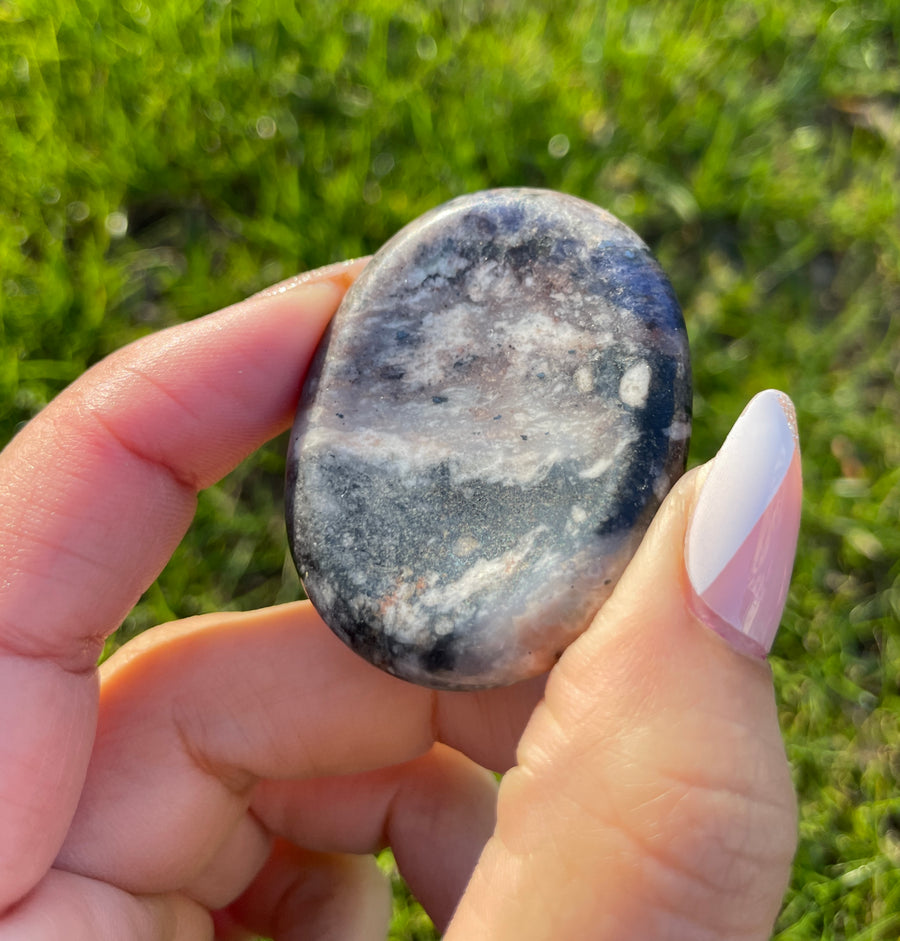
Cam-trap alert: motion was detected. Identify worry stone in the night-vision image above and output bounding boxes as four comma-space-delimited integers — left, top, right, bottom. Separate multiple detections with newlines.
286, 188, 691, 690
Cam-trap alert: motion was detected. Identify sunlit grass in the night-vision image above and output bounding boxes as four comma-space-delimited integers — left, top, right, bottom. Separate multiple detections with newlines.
2, 1, 899, 937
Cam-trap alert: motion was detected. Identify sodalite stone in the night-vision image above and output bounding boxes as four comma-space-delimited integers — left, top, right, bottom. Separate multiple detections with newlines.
287, 188, 691, 690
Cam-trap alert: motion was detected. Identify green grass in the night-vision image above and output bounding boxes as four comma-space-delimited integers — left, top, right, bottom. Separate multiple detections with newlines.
2, 0, 899, 937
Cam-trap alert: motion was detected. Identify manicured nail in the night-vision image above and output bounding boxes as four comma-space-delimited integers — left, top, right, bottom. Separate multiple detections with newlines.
250, 258, 371, 299
685, 390, 802, 657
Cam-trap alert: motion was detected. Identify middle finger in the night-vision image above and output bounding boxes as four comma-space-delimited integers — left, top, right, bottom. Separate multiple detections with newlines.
54, 602, 544, 897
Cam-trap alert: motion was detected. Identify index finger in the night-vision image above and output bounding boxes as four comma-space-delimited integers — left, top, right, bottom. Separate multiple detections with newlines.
0, 260, 365, 912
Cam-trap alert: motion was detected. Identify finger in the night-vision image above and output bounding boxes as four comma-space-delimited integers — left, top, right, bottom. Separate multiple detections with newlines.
435, 673, 547, 774
0, 260, 364, 913
223, 842, 391, 941
0, 870, 210, 941
251, 743, 498, 931
55, 603, 427, 894
0, 258, 366, 667
56, 602, 535, 902
447, 391, 802, 941
180, 812, 272, 913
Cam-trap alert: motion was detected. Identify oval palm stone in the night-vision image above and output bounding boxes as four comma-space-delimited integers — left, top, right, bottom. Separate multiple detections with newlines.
286, 188, 691, 690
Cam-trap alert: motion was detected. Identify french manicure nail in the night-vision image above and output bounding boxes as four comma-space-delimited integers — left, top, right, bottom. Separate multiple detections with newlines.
250, 258, 370, 299
685, 390, 802, 657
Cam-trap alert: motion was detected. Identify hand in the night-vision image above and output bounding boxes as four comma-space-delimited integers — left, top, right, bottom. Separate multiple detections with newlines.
0, 261, 800, 940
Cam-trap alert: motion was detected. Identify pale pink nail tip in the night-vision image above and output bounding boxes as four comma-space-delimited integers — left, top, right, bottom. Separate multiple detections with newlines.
686, 390, 802, 657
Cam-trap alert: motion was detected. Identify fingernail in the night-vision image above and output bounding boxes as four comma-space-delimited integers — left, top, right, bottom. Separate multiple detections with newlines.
685, 390, 802, 657
250, 258, 371, 299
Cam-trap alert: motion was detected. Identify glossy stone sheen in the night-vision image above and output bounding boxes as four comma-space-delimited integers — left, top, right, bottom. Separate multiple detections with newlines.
287, 188, 691, 690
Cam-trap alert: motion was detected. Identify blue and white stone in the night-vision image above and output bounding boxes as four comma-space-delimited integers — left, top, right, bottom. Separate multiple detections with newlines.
286, 188, 691, 690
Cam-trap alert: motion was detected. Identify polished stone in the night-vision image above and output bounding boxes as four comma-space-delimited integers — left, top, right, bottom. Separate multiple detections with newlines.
286, 188, 691, 690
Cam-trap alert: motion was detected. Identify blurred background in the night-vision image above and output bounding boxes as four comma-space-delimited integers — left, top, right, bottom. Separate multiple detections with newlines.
1, 0, 898, 937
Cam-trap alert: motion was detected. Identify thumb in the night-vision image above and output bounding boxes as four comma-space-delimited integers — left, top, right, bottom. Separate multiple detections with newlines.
447, 389, 802, 941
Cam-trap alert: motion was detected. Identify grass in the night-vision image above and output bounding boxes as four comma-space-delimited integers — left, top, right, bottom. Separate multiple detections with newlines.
2, 0, 899, 937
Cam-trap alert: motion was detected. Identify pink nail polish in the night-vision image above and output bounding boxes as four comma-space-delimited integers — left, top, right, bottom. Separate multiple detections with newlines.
685, 390, 802, 657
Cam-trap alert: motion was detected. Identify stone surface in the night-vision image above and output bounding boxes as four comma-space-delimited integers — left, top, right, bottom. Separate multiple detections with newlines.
286, 188, 691, 690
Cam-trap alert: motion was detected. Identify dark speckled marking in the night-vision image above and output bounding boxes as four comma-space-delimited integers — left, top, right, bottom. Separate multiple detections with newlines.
287, 188, 691, 690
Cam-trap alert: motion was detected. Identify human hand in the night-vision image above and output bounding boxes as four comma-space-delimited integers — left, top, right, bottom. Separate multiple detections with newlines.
0, 261, 801, 940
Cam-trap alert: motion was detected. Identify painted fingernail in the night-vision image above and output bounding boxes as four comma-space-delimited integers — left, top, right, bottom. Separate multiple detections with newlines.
250, 258, 371, 299
685, 390, 802, 657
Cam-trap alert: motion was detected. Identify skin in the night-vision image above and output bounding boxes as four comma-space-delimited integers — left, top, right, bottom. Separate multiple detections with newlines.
0, 261, 797, 940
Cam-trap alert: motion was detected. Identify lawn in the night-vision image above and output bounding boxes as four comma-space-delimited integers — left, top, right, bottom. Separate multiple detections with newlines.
2, 0, 899, 937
